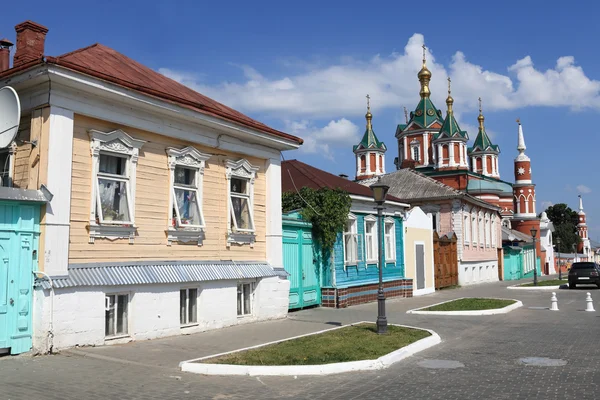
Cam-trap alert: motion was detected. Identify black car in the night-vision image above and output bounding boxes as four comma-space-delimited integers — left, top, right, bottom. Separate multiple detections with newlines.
568, 262, 600, 289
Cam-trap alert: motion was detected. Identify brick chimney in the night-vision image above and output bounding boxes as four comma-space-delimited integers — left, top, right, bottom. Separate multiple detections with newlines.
13, 21, 48, 67
0, 38, 13, 72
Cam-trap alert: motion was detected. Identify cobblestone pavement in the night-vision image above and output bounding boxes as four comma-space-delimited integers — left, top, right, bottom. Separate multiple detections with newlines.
2, 279, 600, 400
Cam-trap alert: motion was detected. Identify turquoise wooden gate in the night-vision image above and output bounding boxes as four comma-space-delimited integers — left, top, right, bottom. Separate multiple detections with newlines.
0, 202, 39, 355
282, 212, 320, 310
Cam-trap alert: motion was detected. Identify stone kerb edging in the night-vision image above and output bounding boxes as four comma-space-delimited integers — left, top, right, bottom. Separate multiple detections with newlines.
406, 297, 523, 316
507, 284, 563, 290
179, 321, 441, 376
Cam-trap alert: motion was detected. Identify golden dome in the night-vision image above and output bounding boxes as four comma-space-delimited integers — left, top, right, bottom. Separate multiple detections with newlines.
418, 44, 432, 98
418, 64, 432, 80
365, 94, 373, 129
477, 97, 484, 129
446, 77, 454, 112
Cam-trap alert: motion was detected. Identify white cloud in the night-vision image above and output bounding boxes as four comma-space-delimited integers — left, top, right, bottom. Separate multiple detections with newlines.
283, 118, 361, 160
160, 33, 600, 120
541, 201, 554, 210
577, 185, 592, 194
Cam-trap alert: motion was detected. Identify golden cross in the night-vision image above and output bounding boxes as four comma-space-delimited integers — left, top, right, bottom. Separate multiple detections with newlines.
366, 94, 371, 112
478, 97, 482, 113
447, 77, 451, 95
403, 107, 408, 124
516, 118, 521, 124
422, 44, 427, 63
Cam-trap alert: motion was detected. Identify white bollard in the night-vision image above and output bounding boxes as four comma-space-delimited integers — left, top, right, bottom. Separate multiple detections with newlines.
550, 292, 559, 311
585, 292, 595, 312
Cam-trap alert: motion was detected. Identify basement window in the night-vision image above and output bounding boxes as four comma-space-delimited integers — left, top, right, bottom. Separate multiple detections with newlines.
180, 288, 198, 326
237, 283, 254, 316
105, 294, 129, 338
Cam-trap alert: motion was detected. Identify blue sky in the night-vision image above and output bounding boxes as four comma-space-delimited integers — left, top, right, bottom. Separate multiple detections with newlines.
2, 1, 600, 237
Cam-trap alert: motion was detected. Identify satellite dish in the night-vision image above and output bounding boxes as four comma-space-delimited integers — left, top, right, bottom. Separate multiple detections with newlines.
0, 86, 20, 149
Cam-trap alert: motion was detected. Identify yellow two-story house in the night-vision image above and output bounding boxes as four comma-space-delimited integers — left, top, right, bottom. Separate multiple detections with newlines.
0, 20, 302, 353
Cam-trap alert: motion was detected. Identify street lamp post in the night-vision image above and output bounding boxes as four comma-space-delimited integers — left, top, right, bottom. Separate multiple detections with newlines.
370, 180, 390, 335
530, 227, 538, 286
556, 237, 562, 280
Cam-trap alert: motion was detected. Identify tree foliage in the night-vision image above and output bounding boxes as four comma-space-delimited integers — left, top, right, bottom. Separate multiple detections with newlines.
543, 203, 579, 253
282, 187, 352, 251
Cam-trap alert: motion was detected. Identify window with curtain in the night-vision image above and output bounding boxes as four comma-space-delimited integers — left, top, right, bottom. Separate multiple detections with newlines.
384, 219, 396, 262
96, 154, 132, 224
172, 166, 203, 228
365, 217, 377, 262
343, 216, 358, 265
230, 177, 254, 232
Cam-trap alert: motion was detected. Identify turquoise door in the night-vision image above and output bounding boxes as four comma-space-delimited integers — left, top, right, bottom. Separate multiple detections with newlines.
0, 202, 39, 355
283, 218, 320, 310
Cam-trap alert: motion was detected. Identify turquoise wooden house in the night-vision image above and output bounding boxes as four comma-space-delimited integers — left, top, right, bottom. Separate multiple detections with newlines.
502, 226, 541, 280
282, 160, 412, 309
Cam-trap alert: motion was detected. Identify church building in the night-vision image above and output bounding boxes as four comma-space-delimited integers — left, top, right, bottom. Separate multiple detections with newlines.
353, 44, 552, 277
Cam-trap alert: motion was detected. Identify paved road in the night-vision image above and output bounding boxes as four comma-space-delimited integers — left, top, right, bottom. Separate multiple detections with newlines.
2, 279, 600, 399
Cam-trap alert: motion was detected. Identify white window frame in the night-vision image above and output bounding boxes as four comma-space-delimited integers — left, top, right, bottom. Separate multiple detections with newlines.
464, 209, 471, 245
89, 129, 145, 244
104, 292, 130, 339
478, 212, 484, 247
166, 147, 212, 246
471, 212, 477, 245
411, 140, 420, 162
384, 217, 396, 263
364, 215, 378, 263
226, 159, 259, 247
180, 287, 199, 327
0, 143, 16, 187
485, 213, 491, 248
237, 282, 255, 317
343, 213, 359, 267
492, 217, 497, 247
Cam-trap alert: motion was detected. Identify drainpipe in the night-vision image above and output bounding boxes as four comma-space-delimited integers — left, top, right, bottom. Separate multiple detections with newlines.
32, 271, 54, 354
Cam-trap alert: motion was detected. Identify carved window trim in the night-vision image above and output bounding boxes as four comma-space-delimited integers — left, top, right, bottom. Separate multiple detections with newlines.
225, 159, 259, 247
166, 146, 212, 246
88, 129, 146, 244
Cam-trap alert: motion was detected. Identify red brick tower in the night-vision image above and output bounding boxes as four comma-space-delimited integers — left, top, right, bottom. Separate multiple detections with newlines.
511, 119, 542, 259
577, 195, 591, 259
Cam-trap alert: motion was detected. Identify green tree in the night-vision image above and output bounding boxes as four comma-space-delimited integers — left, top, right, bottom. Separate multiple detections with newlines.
543, 203, 579, 253
282, 187, 352, 251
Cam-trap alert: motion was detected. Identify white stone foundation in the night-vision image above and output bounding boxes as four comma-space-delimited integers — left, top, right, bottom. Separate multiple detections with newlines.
458, 260, 499, 286
32, 276, 290, 353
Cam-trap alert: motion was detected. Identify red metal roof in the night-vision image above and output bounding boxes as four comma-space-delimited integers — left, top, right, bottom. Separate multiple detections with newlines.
282, 160, 404, 203
2, 42, 302, 145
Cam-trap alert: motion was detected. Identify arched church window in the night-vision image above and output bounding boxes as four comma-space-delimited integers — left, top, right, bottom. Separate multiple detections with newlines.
360, 155, 366, 173
412, 146, 420, 162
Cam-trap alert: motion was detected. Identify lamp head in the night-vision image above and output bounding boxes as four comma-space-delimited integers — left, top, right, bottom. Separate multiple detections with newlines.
370, 179, 390, 205
530, 227, 537, 238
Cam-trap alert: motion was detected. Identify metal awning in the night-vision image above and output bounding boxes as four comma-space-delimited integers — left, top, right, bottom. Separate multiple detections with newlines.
0, 186, 50, 202
36, 261, 280, 289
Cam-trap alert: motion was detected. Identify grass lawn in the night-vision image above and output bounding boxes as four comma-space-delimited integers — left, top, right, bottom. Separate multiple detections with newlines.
202, 323, 430, 366
424, 298, 516, 311
521, 279, 567, 287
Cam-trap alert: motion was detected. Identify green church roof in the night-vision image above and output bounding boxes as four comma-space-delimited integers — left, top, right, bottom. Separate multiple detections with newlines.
407, 97, 443, 130
469, 101, 499, 154
354, 98, 386, 152
436, 111, 468, 140
353, 124, 386, 152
